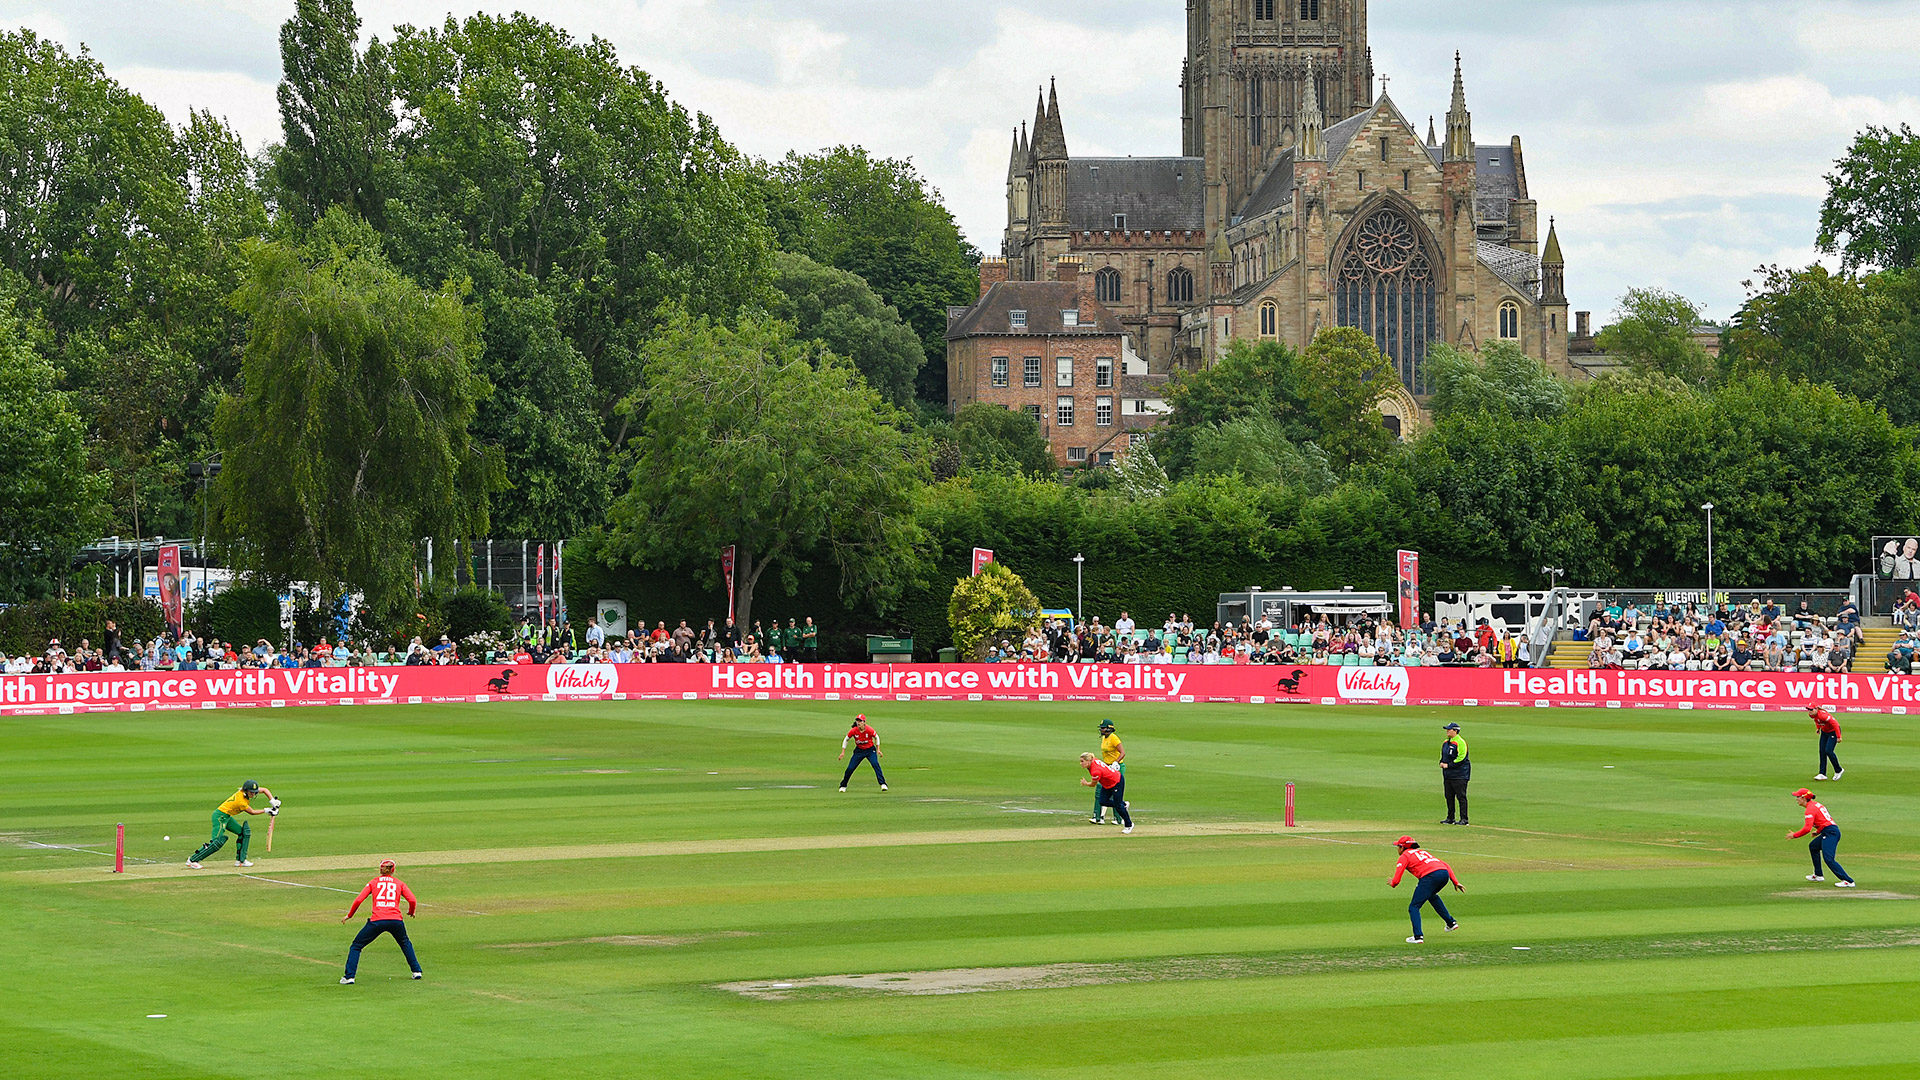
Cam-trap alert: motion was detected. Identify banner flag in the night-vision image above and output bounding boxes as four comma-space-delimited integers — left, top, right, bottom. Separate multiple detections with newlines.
157, 545, 183, 635
535, 544, 548, 626
722, 546, 737, 619
971, 548, 995, 576
1397, 549, 1420, 628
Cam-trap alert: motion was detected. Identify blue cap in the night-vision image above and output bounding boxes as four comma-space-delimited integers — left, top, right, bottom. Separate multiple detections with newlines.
1443, 723, 1461, 731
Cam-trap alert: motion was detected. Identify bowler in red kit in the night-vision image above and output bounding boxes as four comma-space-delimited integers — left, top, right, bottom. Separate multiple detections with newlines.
340, 859, 423, 983
1807, 704, 1843, 780
1079, 753, 1132, 832
1788, 789, 1856, 887
1390, 836, 1463, 942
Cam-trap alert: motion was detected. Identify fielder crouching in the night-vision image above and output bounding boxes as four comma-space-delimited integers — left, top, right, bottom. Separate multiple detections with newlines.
340, 859, 424, 983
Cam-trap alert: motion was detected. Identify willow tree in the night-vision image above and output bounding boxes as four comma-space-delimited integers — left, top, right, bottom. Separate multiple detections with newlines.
212, 209, 499, 621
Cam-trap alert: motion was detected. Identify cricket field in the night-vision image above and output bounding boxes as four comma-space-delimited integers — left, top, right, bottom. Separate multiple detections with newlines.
3, 698, 1918, 1078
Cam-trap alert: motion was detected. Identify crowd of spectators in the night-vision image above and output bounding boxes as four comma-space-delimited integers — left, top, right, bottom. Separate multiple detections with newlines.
1577, 597, 1860, 673
981, 611, 1527, 667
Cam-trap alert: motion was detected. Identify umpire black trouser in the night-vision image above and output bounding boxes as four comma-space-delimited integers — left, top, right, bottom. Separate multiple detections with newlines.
1444, 774, 1470, 822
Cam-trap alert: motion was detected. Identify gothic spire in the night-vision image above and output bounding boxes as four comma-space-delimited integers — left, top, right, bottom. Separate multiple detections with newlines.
1444, 51, 1473, 162
1427, 115, 1438, 147
1297, 58, 1325, 160
1542, 216, 1564, 265
1541, 217, 1567, 303
1008, 126, 1029, 180
1033, 77, 1069, 160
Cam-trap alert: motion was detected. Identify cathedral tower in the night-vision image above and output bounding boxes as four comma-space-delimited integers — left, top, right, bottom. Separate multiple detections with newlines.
1025, 81, 1073, 279
1003, 124, 1030, 258
1183, 0, 1372, 275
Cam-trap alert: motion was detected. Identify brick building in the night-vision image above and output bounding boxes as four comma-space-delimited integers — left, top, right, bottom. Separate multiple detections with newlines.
990, 1, 1575, 433
946, 258, 1169, 467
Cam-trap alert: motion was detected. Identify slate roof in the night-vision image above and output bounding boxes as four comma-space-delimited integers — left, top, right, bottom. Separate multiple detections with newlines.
1322, 107, 1374, 167
1474, 144, 1519, 221
1238, 147, 1297, 221
1065, 158, 1205, 232
946, 281, 1126, 341
1477, 240, 1540, 297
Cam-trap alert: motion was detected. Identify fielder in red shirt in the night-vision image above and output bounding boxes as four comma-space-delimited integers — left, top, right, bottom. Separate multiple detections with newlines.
1788, 789, 1855, 886
1390, 836, 1463, 941
1079, 753, 1132, 832
838, 714, 887, 791
1808, 704, 1843, 780
339, 859, 423, 983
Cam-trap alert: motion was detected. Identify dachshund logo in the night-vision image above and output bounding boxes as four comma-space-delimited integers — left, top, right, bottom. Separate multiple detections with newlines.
486, 669, 517, 694
1276, 668, 1307, 695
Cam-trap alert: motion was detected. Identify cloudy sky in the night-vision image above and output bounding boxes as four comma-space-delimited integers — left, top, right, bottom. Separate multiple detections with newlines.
8, 0, 1917, 320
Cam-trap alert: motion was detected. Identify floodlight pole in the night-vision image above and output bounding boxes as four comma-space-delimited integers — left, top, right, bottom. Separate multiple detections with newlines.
1701, 502, 1716, 614
1073, 554, 1085, 630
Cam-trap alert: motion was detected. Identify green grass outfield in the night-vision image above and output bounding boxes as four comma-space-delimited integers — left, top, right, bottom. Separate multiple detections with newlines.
4, 699, 1919, 1078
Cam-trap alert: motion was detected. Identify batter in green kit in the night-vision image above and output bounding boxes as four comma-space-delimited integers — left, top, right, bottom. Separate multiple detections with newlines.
187, 779, 278, 868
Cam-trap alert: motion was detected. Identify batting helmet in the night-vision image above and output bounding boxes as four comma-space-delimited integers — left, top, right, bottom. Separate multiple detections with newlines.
241, 779, 259, 794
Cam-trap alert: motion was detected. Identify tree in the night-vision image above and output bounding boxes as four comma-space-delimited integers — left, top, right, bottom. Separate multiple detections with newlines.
0, 287, 109, 598
1595, 287, 1714, 385
947, 560, 1041, 660
1425, 340, 1568, 420
1721, 264, 1907, 420
271, 0, 396, 228
1185, 416, 1336, 492
1157, 338, 1309, 478
1818, 124, 1920, 272
758, 147, 979, 404
212, 210, 498, 622
1111, 441, 1169, 500
945, 402, 1056, 478
1296, 327, 1395, 470
769, 251, 923, 407
603, 311, 930, 630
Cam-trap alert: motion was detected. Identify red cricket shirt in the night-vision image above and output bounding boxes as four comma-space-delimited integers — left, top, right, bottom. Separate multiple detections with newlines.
1791, 801, 1837, 838
1811, 708, 1842, 738
1390, 848, 1459, 887
846, 724, 877, 750
347, 875, 417, 921
1085, 759, 1122, 789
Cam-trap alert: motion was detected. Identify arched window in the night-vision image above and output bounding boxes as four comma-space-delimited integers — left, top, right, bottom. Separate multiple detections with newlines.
1255, 0, 1275, 20
1335, 206, 1437, 395
1095, 267, 1122, 304
1259, 300, 1278, 338
1300, 0, 1320, 19
1168, 267, 1195, 304
1499, 301, 1520, 340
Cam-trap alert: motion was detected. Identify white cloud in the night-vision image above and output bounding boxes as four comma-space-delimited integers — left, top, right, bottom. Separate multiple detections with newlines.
115, 66, 283, 151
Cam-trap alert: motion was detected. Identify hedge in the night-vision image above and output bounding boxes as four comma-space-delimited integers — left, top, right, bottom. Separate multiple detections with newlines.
0, 597, 164, 658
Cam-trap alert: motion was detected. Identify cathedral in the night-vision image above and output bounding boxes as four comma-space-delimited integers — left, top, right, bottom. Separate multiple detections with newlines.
978, 0, 1571, 434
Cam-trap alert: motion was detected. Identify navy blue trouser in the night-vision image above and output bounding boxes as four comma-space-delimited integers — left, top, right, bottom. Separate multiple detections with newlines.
1819, 733, 1841, 776
1409, 869, 1455, 938
1095, 777, 1131, 827
345, 919, 421, 977
1809, 825, 1852, 882
842, 747, 885, 787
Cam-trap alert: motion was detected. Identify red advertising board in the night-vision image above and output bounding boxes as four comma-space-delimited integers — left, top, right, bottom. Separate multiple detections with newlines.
1396, 549, 1419, 629
156, 545, 183, 635
971, 548, 994, 576
0, 663, 1912, 715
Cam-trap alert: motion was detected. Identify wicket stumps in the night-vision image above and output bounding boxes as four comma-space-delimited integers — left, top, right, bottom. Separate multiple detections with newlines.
114, 822, 124, 873
1284, 782, 1296, 827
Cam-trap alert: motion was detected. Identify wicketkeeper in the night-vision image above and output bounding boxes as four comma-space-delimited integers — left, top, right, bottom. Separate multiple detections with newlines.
187, 779, 278, 868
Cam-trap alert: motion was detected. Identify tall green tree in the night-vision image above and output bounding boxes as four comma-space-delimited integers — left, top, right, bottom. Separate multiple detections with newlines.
759, 147, 979, 404
1818, 124, 1920, 272
1595, 287, 1714, 385
1721, 264, 1910, 421
1185, 416, 1336, 493
603, 311, 929, 630
212, 210, 498, 621
0, 280, 109, 598
769, 251, 923, 407
383, 12, 774, 431
941, 402, 1057, 479
1157, 338, 1309, 478
1296, 327, 1394, 470
271, 0, 396, 228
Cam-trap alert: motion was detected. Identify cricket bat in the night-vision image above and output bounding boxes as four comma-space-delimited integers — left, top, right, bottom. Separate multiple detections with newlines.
267, 812, 276, 852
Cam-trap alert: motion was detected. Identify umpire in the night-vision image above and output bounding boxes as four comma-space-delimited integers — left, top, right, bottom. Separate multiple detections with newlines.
1440, 722, 1471, 825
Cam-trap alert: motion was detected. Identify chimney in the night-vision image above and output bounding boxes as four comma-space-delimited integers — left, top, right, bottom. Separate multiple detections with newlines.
978, 257, 1007, 300
1575, 311, 1591, 338
1054, 256, 1082, 287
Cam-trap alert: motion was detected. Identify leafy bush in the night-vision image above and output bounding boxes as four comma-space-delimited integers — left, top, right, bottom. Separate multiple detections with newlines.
947, 560, 1040, 660
197, 586, 282, 648
442, 587, 512, 641
0, 597, 163, 658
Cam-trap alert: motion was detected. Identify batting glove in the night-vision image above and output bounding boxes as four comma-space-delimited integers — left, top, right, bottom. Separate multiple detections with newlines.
268, 808, 278, 816
269, 798, 281, 808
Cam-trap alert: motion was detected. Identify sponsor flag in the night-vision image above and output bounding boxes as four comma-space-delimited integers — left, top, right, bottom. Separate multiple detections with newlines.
722, 546, 737, 619
536, 544, 547, 626
971, 548, 995, 576
157, 545, 183, 635
1397, 549, 1420, 628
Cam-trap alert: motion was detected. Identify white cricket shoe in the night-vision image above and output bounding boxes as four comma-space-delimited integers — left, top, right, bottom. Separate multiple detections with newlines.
1406, 936, 1424, 944
1123, 825, 1133, 834
411, 971, 424, 979
185, 861, 202, 869
1814, 774, 1826, 781
1444, 921, 1460, 932
1090, 817, 1104, 824
1836, 880, 1857, 888
236, 860, 253, 867
1806, 875, 1824, 882
880, 784, 888, 791
339, 977, 354, 985
1834, 769, 1844, 779
838, 786, 847, 792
